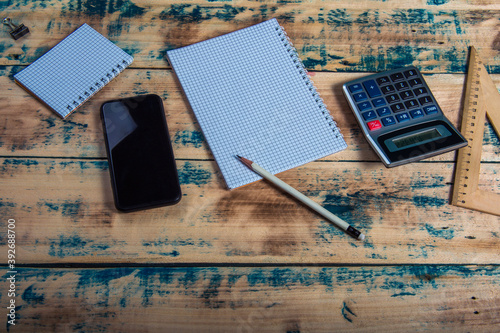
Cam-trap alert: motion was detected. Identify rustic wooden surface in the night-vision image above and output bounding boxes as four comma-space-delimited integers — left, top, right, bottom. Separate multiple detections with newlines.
1, 0, 499, 331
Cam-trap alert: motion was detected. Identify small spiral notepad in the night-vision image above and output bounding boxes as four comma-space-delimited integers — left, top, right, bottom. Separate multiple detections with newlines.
14, 24, 133, 118
167, 18, 347, 189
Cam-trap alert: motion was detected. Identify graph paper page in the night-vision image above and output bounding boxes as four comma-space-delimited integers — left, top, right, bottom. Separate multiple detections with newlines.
167, 18, 347, 189
14, 24, 133, 118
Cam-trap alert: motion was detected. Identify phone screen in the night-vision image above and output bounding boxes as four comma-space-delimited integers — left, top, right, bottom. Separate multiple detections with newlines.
101, 94, 181, 211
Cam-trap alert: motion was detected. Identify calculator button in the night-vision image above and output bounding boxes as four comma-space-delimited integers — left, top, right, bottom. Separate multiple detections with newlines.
363, 79, 382, 98
413, 87, 427, 96
381, 85, 395, 94
349, 83, 363, 93
376, 106, 391, 116
362, 110, 377, 121
410, 109, 424, 118
376, 76, 390, 85
372, 97, 386, 107
404, 99, 419, 109
386, 94, 400, 103
409, 78, 423, 87
424, 105, 439, 114
357, 101, 372, 111
395, 81, 409, 91
390, 103, 405, 113
396, 113, 411, 122
390, 72, 405, 82
400, 90, 414, 100
404, 69, 418, 78
418, 96, 433, 105
353, 92, 368, 102
367, 120, 382, 131
381, 116, 396, 126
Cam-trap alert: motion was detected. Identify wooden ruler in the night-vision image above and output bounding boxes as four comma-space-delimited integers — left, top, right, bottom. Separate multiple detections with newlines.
451, 46, 500, 216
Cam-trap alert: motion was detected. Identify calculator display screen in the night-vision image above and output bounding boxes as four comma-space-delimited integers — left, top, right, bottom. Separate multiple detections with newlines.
393, 128, 441, 149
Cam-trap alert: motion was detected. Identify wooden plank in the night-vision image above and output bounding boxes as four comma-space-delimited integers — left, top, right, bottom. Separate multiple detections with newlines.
0, 1, 499, 72
1, 265, 498, 331
1, 68, 499, 162
1, 158, 498, 264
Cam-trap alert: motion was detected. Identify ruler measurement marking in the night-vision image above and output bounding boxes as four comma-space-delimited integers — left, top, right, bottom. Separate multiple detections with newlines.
451, 46, 500, 216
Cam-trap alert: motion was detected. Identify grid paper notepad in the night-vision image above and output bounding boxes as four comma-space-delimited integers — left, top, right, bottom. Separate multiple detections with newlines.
167, 18, 347, 189
14, 23, 133, 119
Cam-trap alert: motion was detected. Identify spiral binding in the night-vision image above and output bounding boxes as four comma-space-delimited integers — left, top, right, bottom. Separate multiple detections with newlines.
65, 58, 132, 113
275, 25, 343, 139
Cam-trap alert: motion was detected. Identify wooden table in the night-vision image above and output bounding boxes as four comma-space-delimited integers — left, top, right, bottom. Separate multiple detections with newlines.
1, 0, 499, 331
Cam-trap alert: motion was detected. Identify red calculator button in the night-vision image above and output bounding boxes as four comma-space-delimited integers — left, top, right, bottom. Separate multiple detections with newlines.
367, 120, 382, 131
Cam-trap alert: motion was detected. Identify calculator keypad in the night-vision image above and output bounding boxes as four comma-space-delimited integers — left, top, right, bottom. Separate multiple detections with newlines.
342, 66, 467, 167
347, 68, 439, 131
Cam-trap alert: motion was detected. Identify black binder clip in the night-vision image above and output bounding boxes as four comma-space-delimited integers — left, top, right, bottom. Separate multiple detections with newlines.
3, 17, 29, 40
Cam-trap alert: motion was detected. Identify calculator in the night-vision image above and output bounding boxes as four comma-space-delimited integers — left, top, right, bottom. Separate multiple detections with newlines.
342, 66, 467, 167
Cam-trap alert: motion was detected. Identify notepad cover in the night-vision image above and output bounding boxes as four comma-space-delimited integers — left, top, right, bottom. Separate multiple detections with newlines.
167, 18, 347, 189
14, 24, 133, 118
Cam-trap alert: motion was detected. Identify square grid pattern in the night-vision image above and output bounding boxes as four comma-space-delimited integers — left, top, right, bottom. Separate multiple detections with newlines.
167, 18, 347, 189
14, 24, 133, 118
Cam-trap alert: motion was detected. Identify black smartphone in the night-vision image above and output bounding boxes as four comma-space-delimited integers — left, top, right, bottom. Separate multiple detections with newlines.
100, 94, 181, 212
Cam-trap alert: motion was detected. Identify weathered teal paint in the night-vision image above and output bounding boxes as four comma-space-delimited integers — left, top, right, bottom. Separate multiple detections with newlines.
22, 285, 45, 305
371, 253, 387, 259
159, 4, 247, 23
5, 65, 23, 79
65, 0, 145, 18
409, 175, 445, 190
321, 194, 371, 226
33, 46, 51, 59
0, 201, 16, 215
390, 9, 435, 26
427, 0, 450, 5
177, 161, 212, 186
48, 234, 111, 257
60, 123, 86, 144
306, 9, 496, 73
483, 122, 500, 147
424, 224, 455, 239
0, 1, 14, 10
326, 9, 352, 27
301, 43, 328, 69
412, 195, 446, 208
341, 301, 356, 323
391, 291, 416, 297
442, 46, 467, 73
45, 19, 54, 32
143, 237, 212, 248
173, 130, 206, 148
107, 21, 130, 37
55, 160, 108, 171
200, 273, 226, 309
40, 200, 84, 216
41, 117, 57, 129
2, 158, 39, 167
143, 237, 212, 257
131, 82, 148, 95
2, 266, 498, 316
147, 250, 180, 257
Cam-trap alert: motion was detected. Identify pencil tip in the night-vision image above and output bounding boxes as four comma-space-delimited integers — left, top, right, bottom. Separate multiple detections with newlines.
236, 155, 242, 159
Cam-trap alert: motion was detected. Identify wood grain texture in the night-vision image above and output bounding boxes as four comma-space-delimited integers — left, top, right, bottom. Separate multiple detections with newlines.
1, 0, 500, 331
1, 158, 498, 264
0, 266, 498, 332
0, 1, 499, 72
1, 68, 499, 162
